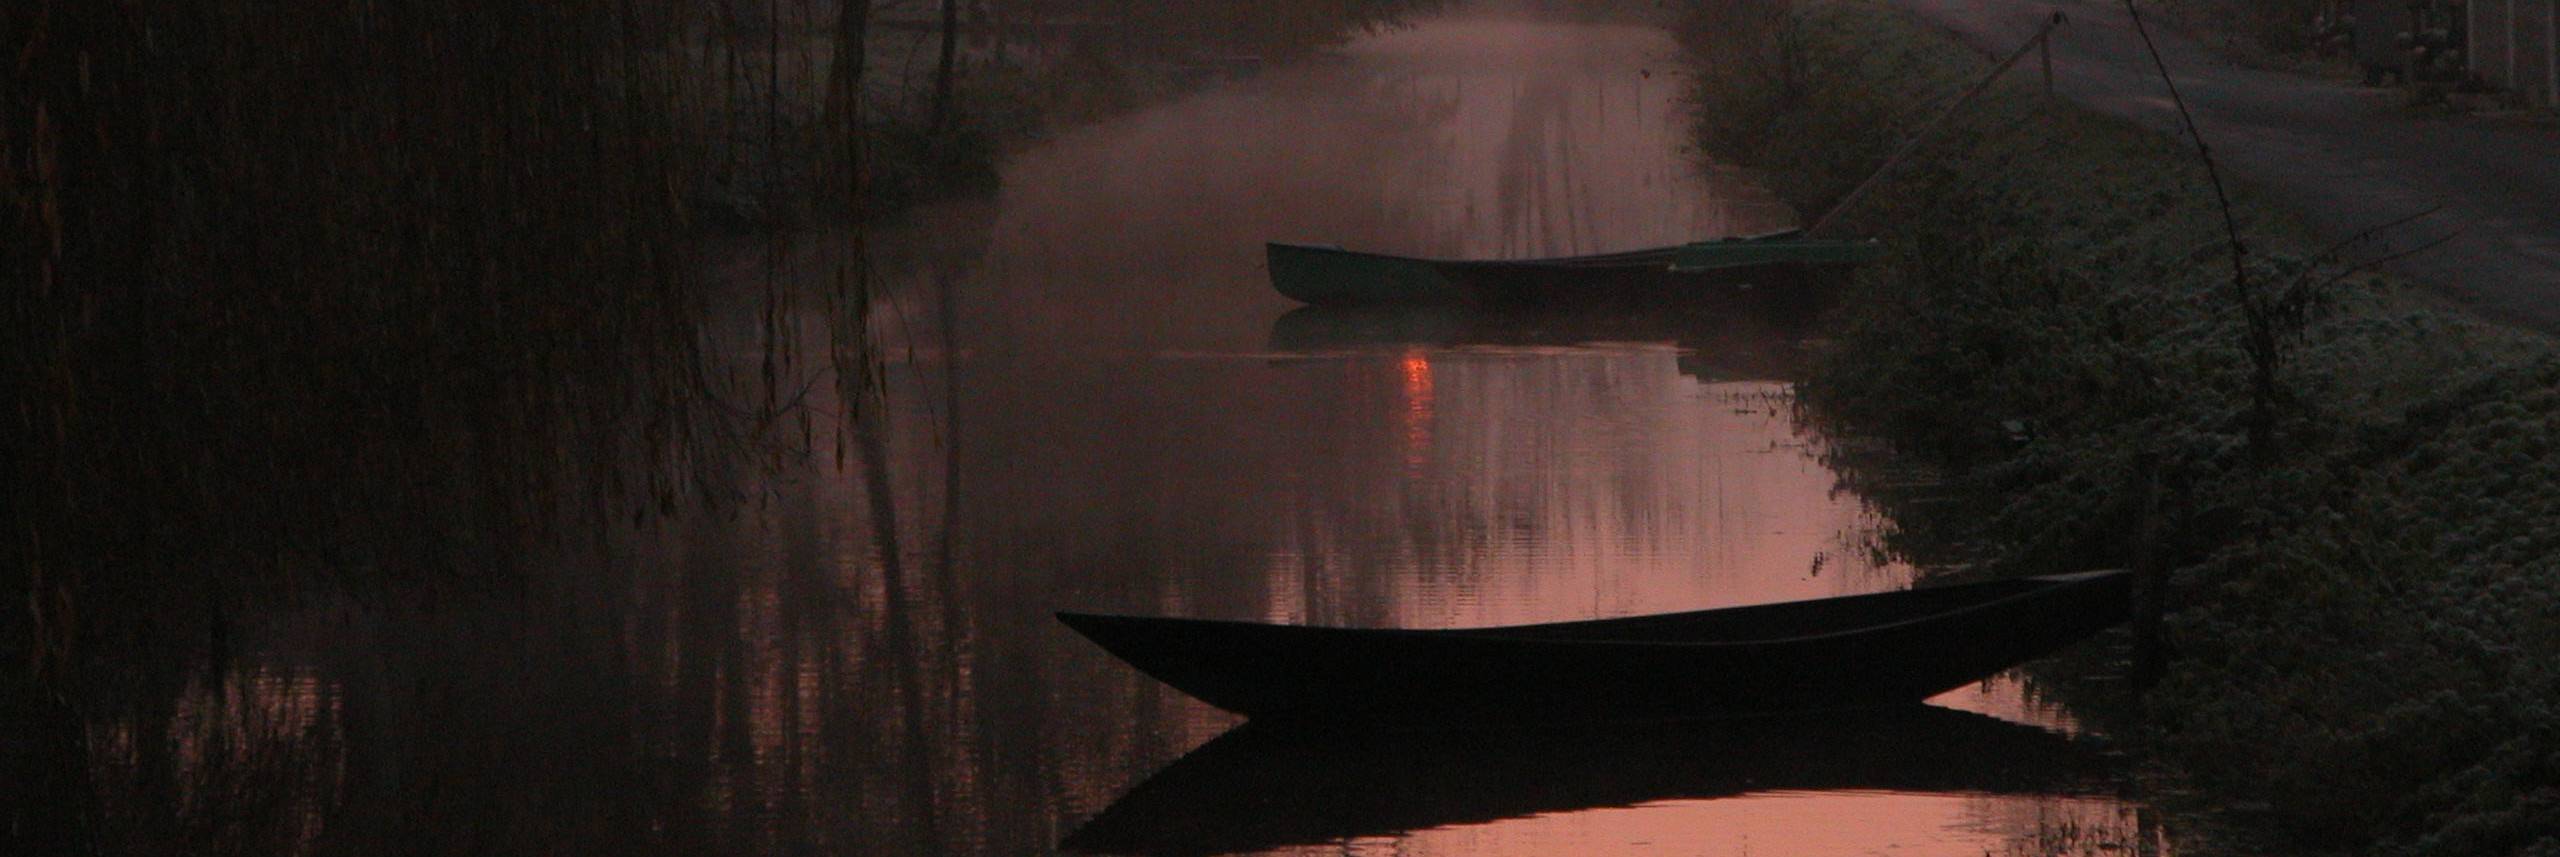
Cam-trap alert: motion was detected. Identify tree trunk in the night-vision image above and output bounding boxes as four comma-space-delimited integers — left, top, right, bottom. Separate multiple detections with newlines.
930, 0, 961, 137
831, 0, 873, 214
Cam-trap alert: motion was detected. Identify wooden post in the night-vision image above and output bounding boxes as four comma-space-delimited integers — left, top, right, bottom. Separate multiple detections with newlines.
2131, 457, 2168, 691
2042, 24, 2055, 95
2467, 0, 2488, 85
1807, 11, 2067, 237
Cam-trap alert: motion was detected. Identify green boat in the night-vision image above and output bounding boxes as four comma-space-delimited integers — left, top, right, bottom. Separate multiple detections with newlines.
1266, 230, 1884, 307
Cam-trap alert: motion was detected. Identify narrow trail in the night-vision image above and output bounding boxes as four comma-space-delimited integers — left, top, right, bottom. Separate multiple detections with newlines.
1887, 0, 2560, 330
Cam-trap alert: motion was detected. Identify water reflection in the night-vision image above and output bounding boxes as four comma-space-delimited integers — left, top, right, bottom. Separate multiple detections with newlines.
1267, 303, 1818, 382
1243, 353, 1904, 631
86, 662, 344, 856
1065, 706, 2127, 856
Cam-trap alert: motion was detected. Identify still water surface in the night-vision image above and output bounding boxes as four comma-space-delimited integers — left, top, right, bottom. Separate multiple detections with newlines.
97, 15, 2166, 856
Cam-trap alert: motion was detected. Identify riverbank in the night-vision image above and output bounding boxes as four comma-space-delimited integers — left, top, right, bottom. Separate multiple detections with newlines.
1682, 3, 2558, 855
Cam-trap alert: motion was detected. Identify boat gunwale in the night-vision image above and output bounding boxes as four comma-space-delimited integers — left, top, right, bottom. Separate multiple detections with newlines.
1266, 227, 1808, 269
1057, 569, 2127, 649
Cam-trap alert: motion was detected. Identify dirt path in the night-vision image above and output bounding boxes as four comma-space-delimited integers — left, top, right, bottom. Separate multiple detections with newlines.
1885, 0, 2560, 330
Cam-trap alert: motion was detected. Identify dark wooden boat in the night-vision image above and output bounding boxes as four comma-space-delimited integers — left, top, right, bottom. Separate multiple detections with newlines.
1265, 229, 1884, 307
1057, 569, 2131, 724
1062, 704, 2118, 855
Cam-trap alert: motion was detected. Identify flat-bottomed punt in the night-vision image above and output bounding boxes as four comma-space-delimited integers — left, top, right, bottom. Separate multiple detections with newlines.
1266, 230, 1885, 307
1058, 569, 2130, 724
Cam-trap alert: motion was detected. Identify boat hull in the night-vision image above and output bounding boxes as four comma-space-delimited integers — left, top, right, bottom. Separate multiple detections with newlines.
1058, 570, 2131, 724
1266, 233, 1883, 308
1266, 243, 1472, 306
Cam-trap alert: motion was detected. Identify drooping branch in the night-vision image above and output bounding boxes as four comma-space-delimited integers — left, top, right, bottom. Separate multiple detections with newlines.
2123, 0, 2275, 463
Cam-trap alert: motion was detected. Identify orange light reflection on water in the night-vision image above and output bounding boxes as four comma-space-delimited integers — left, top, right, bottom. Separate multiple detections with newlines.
1401, 349, 1436, 476
1260, 792, 2162, 857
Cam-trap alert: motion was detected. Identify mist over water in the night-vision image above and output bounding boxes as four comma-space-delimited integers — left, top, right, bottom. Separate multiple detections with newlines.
967, 17, 1795, 353
78, 12, 2168, 857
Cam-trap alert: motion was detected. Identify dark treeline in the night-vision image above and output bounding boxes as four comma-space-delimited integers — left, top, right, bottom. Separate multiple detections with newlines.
2, 3, 1442, 847
7, 0, 724, 675
5, 0, 1451, 851
6, 8, 809, 848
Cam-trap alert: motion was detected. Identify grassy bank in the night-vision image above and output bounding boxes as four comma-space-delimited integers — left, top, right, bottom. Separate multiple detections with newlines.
1683, 3, 2558, 854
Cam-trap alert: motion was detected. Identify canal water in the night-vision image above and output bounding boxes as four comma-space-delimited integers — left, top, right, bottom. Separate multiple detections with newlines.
85, 14, 2166, 857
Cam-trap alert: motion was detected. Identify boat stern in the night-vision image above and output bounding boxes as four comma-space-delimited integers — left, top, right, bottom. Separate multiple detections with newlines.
1265, 243, 1468, 306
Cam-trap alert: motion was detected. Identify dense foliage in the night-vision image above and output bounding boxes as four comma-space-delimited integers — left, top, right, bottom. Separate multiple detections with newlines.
1683, 3, 2559, 854
5, 1, 1465, 850
7, 0, 731, 666
0, 0, 1454, 709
